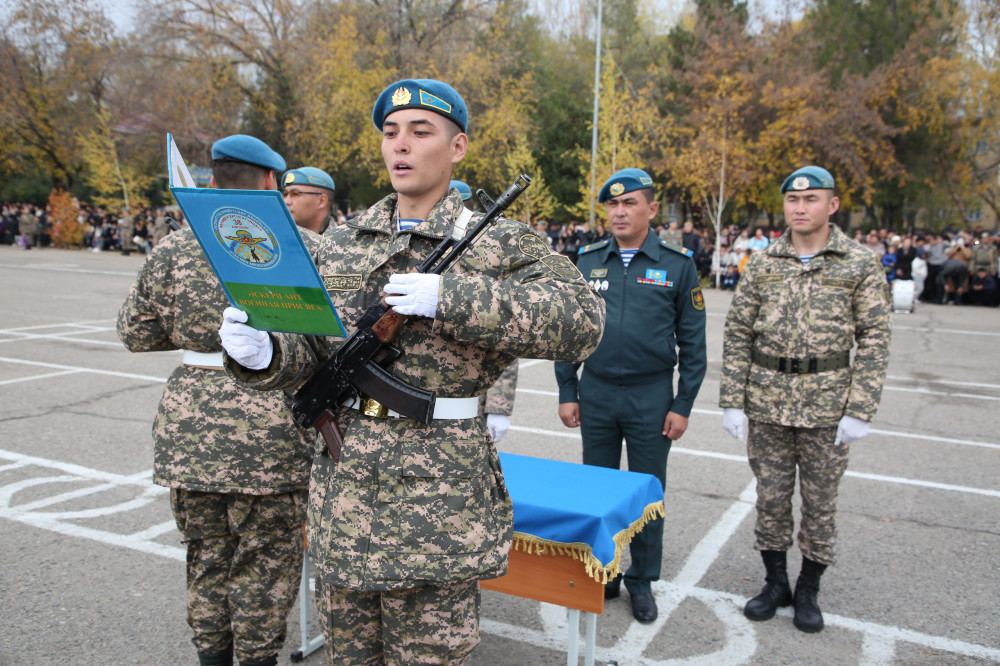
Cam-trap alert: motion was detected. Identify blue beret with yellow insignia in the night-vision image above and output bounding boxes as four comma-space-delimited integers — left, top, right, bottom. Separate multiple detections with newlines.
450, 179, 472, 201
283, 166, 335, 192
372, 79, 468, 133
598, 168, 655, 203
780, 165, 835, 194
211, 134, 285, 172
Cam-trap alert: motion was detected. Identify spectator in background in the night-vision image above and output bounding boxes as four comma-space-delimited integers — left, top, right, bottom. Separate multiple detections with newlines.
966, 267, 999, 307
747, 227, 769, 252
922, 233, 948, 303
894, 236, 917, 281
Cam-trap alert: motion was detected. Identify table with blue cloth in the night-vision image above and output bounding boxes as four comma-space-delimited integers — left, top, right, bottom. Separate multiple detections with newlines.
481, 453, 666, 666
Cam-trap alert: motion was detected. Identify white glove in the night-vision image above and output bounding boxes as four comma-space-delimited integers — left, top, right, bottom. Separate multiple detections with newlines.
835, 415, 869, 446
487, 413, 510, 443
722, 407, 747, 441
383, 273, 441, 318
219, 306, 273, 370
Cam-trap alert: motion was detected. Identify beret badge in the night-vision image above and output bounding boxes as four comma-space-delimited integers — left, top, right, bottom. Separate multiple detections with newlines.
610, 182, 625, 196
284, 173, 295, 185
391, 87, 412, 107
792, 176, 810, 191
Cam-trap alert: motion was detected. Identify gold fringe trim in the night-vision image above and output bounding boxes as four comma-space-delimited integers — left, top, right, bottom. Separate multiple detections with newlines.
510, 501, 665, 584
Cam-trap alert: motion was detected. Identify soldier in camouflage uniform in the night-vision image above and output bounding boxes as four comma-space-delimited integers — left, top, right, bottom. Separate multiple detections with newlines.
220, 79, 605, 664
720, 166, 891, 633
117, 135, 313, 666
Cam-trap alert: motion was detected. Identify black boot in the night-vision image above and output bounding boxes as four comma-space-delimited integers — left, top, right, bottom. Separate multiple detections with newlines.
240, 656, 277, 666
793, 557, 828, 633
744, 550, 792, 621
198, 645, 233, 666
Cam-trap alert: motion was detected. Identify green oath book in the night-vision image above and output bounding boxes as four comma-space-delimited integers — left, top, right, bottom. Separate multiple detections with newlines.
167, 134, 346, 337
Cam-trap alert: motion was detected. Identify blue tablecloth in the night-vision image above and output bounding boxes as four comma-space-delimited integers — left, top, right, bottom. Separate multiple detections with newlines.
499, 453, 665, 584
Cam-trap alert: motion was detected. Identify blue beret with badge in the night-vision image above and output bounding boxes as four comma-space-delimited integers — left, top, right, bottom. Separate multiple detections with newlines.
780, 165, 835, 194
450, 179, 472, 201
598, 168, 655, 203
211, 134, 286, 172
372, 79, 468, 133
283, 166, 335, 192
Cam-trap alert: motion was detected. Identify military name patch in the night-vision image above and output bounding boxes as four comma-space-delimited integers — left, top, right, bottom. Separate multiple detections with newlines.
691, 286, 705, 310
589, 268, 608, 278
757, 274, 787, 285
822, 277, 857, 290
323, 273, 363, 291
212, 207, 279, 268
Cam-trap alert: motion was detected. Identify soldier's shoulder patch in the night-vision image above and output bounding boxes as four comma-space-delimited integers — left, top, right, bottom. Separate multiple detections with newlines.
691, 286, 705, 310
541, 254, 583, 279
660, 239, 693, 257
518, 232, 551, 259
323, 273, 363, 291
579, 239, 611, 254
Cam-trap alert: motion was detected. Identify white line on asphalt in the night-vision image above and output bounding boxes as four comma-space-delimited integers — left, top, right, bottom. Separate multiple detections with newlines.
0, 262, 137, 277
0, 370, 80, 385
0, 356, 169, 383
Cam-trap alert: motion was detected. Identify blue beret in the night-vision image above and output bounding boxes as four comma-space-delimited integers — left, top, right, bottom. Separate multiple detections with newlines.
780, 165, 835, 193
372, 79, 468, 133
211, 134, 285, 172
450, 179, 472, 201
283, 166, 334, 192
598, 168, 655, 203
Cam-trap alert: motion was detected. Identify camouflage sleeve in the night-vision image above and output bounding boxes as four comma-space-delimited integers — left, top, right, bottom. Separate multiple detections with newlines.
554, 360, 582, 403
719, 253, 763, 409
224, 331, 335, 392
844, 253, 892, 421
434, 222, 606, 363
116, 242, 176, 353
482, 360, 518, 415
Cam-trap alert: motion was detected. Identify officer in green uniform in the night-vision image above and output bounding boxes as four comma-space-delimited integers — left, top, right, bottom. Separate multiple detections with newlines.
555, 168, 708, 623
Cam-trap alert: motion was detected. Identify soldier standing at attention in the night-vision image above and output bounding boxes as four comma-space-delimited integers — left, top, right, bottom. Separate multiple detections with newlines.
218, 79, 605, 663
117, 135, 312, 666
555, 168, 708, 624
281, 166, 336, 237
451, 178, 519, 444
720, 165, 891, 633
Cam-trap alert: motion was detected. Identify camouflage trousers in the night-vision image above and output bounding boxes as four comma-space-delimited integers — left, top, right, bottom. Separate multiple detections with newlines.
170, 488, 307, 662
317, 579, 481, 665
747, 422, 848, 566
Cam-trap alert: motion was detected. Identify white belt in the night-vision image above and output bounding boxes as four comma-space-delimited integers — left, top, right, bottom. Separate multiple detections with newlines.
182, 350, 224, 369
347, 396, 480, 420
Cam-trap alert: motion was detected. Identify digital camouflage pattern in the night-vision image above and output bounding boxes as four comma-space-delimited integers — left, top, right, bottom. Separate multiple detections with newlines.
481, 360, 518, 416
747, 422, 848, 565
720, 224, 891, 427
318, 579, 480, 664
117, 228, 312, 662
227, 189, 606, 591
117, 229, 313, 493
171, 489, 306, 660
969, 243, 997, 274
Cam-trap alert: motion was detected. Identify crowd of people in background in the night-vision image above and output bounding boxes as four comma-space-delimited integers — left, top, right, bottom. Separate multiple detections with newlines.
4, 197, 998, 308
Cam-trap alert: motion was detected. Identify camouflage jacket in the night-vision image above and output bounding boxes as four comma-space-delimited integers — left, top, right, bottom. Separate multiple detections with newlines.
481, 360, 518, 416
117, 229, 312, 495
720, 224, 891, 427
227, 190, 606, 590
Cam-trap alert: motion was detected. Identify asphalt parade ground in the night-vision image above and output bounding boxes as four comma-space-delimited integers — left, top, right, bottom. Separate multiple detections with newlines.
1, 245, 998, 665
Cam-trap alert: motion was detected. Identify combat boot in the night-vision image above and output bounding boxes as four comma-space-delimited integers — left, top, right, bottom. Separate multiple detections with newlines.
743, 550, 792, 621
793, 557, 828, 633
197, 644, 233, 666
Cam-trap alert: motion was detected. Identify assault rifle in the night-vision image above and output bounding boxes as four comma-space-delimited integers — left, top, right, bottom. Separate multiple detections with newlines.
291, 175, 532, 460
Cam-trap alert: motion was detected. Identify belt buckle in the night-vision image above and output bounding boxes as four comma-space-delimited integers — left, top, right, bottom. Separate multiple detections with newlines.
360, 396, 389, 418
